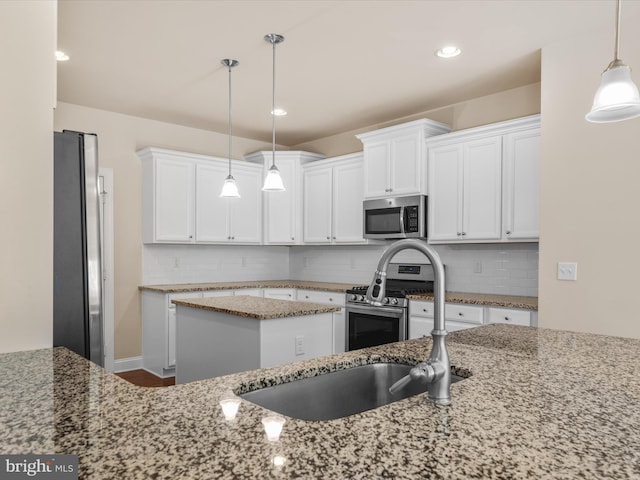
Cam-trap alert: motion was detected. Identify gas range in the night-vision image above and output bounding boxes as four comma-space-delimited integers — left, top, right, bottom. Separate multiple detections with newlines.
345, 263, 435, 308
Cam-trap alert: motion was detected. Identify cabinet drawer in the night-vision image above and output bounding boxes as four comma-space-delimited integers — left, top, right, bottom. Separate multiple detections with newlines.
409, 316, 433, 339
297, 290, 345, 306
201, 290, 233, 298
488, 307, 531, 327
410, 300, 434, 318
445, 304, 483, 325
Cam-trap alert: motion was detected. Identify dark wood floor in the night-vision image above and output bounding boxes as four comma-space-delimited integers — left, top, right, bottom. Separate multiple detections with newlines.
116, 369, 175, 387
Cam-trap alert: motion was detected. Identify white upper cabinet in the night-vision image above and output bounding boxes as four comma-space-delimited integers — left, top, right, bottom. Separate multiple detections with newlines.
503, 128, 541, 240
356, 119, 451, 199
139, 147, 262, 244
196, 161, 263, 244
303, 153, 366, 244
428, 137, 502, 242
244, 151, 325, 245
426, 115, 540, 244
141, 149, 196, 244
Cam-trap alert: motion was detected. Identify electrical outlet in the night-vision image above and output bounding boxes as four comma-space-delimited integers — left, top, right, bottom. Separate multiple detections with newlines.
173, 257, 180, 268
473, 261, 482, 274
557, 262, 578, 281
295, 335, 304, 355
241, 257, 247, 267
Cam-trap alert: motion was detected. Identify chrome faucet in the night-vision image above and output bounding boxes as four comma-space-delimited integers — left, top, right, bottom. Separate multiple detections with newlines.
365, 238, 451, 405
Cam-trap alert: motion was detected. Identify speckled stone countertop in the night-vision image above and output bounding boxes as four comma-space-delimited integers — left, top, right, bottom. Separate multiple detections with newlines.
407, 292, 538, 310
172, 295, 341, 320
139, 280, 355, 294
140, 280, 538, 309
3, 324, 638, 479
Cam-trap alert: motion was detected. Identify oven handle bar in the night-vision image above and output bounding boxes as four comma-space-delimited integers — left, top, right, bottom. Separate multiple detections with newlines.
345, 305, 405, 318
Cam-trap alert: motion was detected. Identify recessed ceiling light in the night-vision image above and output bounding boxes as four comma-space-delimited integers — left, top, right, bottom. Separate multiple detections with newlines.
435, 46, 461, 59
55, 50, 70, 61
271, 108, 287, 116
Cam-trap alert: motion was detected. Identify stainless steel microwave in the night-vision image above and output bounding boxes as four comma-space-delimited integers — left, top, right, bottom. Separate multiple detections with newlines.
363, 195, 427, 239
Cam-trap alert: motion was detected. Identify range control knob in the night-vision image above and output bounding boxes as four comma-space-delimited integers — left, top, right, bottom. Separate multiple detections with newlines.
349, 294, 357, 301
391, 298, 399, 305
357, 295, 365, 302
383, 297, 390, 304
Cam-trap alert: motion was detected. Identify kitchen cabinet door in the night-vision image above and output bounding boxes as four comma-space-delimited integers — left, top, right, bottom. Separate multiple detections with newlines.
389, 134, 422, 196
263, 288, 295, 300
228, 164, 262, 243
462, 136, 502, 241
428, 144, 463, 242
363, 142, 390, 198
303, 167, 333, 243
264, 158, 297, 244
503, 128, 540, 240
332, 157, 365, 243
195, 162, 229, 242
153, 156, 196, 243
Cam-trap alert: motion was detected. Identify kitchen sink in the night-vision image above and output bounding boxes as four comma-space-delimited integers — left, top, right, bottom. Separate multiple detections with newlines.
239, 362, 464, 421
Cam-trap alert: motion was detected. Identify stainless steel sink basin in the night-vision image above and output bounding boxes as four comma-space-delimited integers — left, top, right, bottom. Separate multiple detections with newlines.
239, 362, 464, 421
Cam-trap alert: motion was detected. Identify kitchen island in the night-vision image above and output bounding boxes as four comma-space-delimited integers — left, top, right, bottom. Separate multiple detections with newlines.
173, 295, 341, 384
1, 324, 639, 479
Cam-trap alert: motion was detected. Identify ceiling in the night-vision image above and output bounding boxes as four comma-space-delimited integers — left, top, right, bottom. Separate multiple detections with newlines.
57, 0, 636, 146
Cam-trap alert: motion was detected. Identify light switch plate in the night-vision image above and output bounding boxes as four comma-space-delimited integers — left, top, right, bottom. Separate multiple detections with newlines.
557, 262, 578, 281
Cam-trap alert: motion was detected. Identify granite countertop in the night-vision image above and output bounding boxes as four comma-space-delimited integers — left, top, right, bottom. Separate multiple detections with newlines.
172, 295, 341, 320
139, 280, 355, 294
407, 292, 538, 310
2, 324, 639, 479
140, 280, 538, 310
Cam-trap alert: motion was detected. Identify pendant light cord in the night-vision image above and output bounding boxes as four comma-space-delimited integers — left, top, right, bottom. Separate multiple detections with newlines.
614, 0, 621, 61
271, 37, 276, 168
227, 63, 233, 176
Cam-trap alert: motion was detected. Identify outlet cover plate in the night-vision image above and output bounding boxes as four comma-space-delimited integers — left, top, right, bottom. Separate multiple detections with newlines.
557, 262, 578, 281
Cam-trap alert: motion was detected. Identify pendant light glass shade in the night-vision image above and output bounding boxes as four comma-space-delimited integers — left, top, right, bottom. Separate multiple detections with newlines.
262, 34, 286, 192
263, 164, 285, 191
220, 174, 240, 197
586, 0, 640, 123
220, 59, 241, 198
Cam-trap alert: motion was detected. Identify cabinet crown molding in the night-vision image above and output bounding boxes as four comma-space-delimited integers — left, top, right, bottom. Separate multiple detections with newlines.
243, 150, 326, 164
355, 118, 451, 143
426, 114, 540, 146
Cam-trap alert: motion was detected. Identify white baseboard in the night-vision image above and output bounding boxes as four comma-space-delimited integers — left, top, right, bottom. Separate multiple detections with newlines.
114, 356, 143, 373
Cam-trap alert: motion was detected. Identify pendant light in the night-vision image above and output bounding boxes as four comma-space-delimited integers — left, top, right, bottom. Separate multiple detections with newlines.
586, 0, 640, 123
262, 33, 286, 191
220, 59, 241, 198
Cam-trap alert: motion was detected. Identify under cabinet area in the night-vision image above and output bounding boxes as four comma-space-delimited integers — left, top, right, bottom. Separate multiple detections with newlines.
356, 119, 451, 199
426, 115, 540, 244
139, 147, 263, 245
302, 153, 366, 244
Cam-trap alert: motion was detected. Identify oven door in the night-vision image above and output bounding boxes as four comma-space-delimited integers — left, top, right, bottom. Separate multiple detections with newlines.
345, 305, 407, 351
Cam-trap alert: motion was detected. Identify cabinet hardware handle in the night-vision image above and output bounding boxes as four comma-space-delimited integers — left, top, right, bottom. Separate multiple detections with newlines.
506, 230, 512, 235
189, 235, 193, 239
332, 236, 336, 240
458, 312, 463, 316
232, 237, 235, 240
423, 309, 427, 312
291, 237, 295, 241
461, 232, 466, 236
457, 232, 461, 236
326, 236, 330, 240
504, 316, 510, 321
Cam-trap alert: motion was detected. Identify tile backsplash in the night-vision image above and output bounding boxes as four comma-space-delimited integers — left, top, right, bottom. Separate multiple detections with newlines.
143, 242, 538, 297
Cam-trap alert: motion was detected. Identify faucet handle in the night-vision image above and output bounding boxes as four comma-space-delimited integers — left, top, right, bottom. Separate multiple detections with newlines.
388, 362, 436, 395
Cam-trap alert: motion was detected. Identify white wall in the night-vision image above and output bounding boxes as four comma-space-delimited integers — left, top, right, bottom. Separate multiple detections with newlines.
0, 2, 56, 353
539, 21, 640, 338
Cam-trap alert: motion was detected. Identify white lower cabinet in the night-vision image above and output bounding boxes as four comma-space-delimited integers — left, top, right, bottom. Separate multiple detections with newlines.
296, 290, 346, 354
487, 307, 531, 326
142, 290, 203, 377
263, 288, 296, 300
409, 300, 533, 339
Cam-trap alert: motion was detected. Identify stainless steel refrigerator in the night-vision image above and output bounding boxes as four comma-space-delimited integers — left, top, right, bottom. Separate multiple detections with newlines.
53, 130, 104, 366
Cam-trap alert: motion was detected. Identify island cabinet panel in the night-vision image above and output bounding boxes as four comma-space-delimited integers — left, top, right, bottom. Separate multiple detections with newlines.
175, 306, 334, 384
